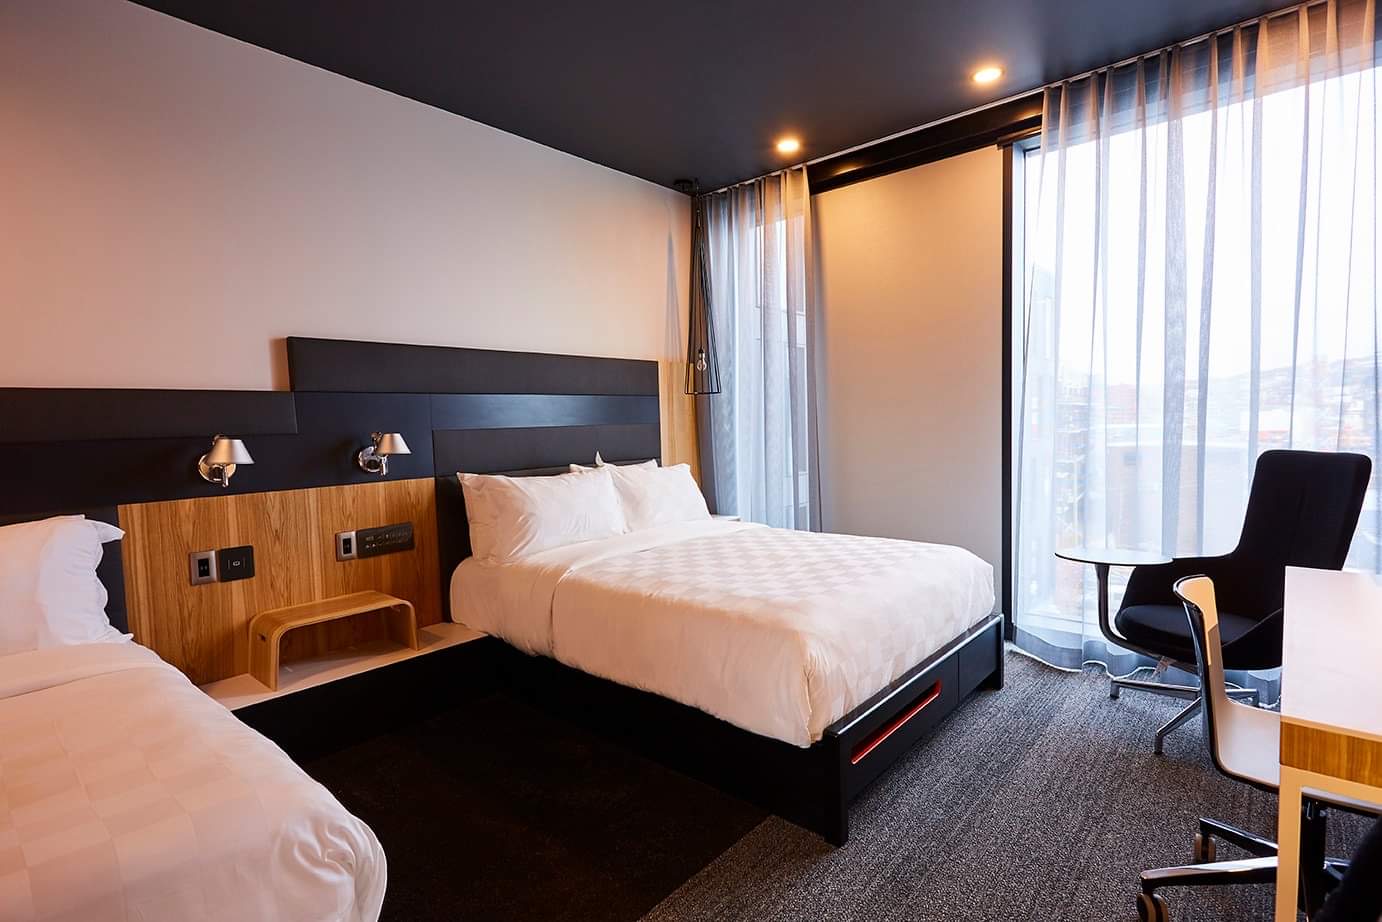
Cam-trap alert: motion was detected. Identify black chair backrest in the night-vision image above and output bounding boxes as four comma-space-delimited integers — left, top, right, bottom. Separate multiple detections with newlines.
1221, 450, 1371, 620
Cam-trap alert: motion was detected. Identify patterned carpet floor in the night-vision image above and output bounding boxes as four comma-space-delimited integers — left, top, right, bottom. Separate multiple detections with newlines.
305, 650, 1369, 921
642, 652, 1368, 922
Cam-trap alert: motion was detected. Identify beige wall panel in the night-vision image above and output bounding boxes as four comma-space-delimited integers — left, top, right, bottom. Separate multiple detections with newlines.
813, 147, 1003, 579
0, 6, 688, 377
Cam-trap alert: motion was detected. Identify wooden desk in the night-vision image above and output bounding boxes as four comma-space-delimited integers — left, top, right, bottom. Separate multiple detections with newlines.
1275, 568, 1382, 920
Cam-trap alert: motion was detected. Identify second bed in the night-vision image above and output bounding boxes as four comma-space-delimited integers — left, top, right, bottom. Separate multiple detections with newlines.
451, 512, 1000, 843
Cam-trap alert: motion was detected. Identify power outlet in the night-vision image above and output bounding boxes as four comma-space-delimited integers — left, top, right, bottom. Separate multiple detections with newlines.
216, 545, 255, 582
188, 550, 217, 585
336, 530, 357, 561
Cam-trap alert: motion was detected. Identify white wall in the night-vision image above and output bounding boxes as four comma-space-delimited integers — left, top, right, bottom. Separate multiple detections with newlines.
813, 148, 1003, 575
0, 0, 690, 390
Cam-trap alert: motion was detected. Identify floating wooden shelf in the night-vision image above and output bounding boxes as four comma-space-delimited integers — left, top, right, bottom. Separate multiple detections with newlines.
248, 590, 418, 691
201, 621, 483, 710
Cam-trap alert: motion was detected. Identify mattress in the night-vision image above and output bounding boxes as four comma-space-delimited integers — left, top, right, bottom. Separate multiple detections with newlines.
452, 520, 995, 746
0, 642, 386, 922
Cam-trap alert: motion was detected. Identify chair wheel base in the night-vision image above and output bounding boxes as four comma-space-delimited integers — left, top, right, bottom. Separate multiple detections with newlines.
1137, 891, 1170, 922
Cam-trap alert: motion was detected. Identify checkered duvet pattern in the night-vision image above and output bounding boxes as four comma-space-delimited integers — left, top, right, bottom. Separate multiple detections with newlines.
0, 644, 384, 922
551, 526, 996, 745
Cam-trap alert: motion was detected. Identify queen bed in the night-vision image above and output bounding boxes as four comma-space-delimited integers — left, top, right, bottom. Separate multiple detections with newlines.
0, 511, 386, 922
454, 518, 995, 748
445, 460, 1003, 845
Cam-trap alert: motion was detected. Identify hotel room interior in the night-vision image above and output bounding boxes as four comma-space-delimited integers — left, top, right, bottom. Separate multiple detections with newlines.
4, 1, 1382, 920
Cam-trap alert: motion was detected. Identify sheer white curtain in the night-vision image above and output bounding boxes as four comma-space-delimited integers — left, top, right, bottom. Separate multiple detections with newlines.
1015, 0, 1381, 670
698, 166, 820, 529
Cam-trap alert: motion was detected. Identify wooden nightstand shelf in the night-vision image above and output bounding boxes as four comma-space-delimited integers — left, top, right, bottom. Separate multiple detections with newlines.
248, 590, 419, 691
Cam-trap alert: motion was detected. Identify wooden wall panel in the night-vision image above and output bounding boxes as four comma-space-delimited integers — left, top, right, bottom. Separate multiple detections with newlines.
121, 478, 440, 686
658, 360, 700, 481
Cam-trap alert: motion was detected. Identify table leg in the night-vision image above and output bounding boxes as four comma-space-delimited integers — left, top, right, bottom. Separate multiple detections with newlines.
1275, 766, 1304, 921
1094, 562, 1111, 636
1094, 563, 1121, 702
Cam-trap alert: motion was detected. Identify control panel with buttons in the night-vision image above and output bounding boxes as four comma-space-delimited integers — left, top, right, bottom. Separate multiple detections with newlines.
336, 522, 414, 561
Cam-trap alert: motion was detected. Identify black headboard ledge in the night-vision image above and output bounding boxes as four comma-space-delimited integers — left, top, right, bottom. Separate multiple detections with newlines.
0, 508, 128, 634
287, 336, 658, 395
1, 337, 664, 625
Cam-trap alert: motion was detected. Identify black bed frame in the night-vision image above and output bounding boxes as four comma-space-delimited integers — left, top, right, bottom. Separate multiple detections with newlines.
442, 460, 1004, 847
501, 609, 1004, 845
383, 328, 1010, 848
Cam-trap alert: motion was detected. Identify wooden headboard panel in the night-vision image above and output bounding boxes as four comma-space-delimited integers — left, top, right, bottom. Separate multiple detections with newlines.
120, 479, 440, 685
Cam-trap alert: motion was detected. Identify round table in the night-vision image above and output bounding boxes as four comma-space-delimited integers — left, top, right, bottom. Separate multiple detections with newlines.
1054, 547, 1172, 641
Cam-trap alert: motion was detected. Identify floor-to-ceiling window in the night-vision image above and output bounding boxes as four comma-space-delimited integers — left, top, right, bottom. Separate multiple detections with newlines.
1011, 0, 1381, 671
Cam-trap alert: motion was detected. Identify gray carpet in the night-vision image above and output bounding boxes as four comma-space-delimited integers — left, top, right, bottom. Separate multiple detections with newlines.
643, 652, 1368, 922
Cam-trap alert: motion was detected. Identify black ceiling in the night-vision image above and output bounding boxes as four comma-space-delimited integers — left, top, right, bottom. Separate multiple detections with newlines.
132, 0, 1287, 191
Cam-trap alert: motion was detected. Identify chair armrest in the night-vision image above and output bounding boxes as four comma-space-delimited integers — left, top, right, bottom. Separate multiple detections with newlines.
1119, 554, 1233, 610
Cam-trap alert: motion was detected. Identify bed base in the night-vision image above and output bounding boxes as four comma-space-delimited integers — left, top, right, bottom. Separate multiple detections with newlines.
500, 612, 1005, 846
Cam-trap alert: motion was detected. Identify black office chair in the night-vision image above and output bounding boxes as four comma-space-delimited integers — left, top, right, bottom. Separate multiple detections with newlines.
1315, 817, 1382, 922
1136, 576, 1369, 922
1107, 449, 1371, 753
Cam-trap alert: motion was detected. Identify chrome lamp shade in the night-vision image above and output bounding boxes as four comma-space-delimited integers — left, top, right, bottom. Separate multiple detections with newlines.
357, 431, 411, 476
204, 436, 254, 466
373, 432, 411, 457
198, 435, 253, 488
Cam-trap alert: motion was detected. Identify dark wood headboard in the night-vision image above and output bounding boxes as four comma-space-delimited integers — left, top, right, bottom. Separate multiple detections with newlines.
0, 507, 128, 634
284, 338, 664, 619
0, 337, 679, 654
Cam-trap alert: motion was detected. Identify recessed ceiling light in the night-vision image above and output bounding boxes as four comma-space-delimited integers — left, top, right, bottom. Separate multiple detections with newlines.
972, 66, 1004, 84
776, 137, 802, 155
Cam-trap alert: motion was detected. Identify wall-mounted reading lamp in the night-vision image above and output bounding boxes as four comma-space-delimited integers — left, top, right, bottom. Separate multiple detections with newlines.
197, 435, 254, 488
357, 432, 411, 477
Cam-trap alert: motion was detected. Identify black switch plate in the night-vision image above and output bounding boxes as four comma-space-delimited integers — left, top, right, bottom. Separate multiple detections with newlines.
217, 545, 256, 582
357, 522, 415, 558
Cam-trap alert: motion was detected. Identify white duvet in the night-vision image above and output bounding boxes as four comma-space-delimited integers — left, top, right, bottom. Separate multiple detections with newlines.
0, 642, 385, 922
452, 520, 995, 747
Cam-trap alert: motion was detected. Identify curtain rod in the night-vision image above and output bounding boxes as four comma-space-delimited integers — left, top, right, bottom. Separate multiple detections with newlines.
1051, 0, 1330, 88
703, 0, 1331, 197
701, 85, 1039, 197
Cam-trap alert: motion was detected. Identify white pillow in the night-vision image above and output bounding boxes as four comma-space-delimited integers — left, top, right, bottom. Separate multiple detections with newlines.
459, 467, 627, 563
569, 457, 656, 475
569, 459, 710, 532
0, 515, 128, 655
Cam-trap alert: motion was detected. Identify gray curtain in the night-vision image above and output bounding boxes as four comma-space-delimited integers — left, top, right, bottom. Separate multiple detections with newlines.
697, 166, 821, 530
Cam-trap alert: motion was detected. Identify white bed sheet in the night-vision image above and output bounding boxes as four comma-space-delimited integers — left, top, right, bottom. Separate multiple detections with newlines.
452, 521, 995, 746
0, 642, 385, 922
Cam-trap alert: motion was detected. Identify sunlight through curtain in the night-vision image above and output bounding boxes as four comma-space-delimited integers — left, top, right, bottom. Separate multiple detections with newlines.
1014, 0, 1381, 672
697, 167, 820, 530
